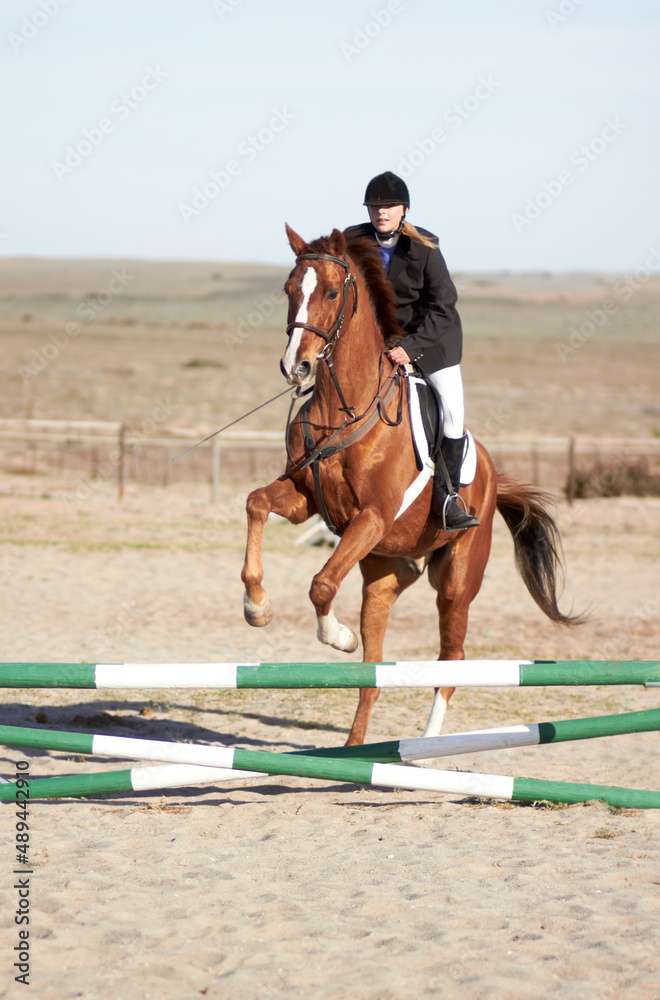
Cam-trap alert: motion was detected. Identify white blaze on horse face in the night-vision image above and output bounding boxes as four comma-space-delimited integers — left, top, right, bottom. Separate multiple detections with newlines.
282, 266, 317, 378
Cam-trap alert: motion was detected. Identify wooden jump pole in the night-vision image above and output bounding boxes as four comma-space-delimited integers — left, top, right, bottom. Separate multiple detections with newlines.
1, 707, 659, 766
0, 750, 658, 809
1, 707, 659, 808
1, 660, 659, 689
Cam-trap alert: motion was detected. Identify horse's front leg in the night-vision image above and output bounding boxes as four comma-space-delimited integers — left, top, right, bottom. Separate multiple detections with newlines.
242, 475, 316, 627
310, 508, 385, 653
345, 554, 426, 745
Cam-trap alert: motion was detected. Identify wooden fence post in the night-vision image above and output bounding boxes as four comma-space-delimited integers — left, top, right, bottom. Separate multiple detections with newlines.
567, 435, 576, 505
118, 424, 125, 501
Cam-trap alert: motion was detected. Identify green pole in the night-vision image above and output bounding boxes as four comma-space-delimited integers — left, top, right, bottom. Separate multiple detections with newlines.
512, 778, 660, 809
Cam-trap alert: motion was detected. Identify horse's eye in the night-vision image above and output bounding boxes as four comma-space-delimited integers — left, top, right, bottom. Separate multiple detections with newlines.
327, 289, 339, 300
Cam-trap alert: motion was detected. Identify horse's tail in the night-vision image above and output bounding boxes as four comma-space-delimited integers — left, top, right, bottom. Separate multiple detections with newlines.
496, 472, 586, 626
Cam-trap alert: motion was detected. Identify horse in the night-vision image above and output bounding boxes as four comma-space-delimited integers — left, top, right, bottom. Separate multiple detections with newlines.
241, 224, 581, 745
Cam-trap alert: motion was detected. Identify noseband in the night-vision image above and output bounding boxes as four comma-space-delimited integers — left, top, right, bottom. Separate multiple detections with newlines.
285, 251, 358, 358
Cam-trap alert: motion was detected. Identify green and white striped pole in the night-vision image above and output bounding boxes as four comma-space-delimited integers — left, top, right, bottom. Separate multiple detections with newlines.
1, 707, 659, 766
1, 711, 659, 807
0, 753, 657, 809
0, 763, 261, 800
1, 660, 659, 689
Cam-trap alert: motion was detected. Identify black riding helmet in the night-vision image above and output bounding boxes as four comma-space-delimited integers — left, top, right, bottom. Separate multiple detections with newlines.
363, 171, 410, 208
363, 172, 409, 241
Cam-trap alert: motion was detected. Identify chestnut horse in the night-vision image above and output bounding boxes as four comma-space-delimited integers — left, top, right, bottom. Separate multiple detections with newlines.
241, 225, 579, 745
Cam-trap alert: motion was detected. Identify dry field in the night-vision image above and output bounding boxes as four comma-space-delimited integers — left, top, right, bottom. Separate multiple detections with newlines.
0, 258, 659, 1000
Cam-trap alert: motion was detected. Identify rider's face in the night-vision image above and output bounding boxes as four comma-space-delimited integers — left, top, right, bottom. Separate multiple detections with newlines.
368, 203, 406, 233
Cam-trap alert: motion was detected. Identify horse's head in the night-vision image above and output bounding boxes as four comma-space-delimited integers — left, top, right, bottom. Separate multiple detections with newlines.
281, 224, 356, 386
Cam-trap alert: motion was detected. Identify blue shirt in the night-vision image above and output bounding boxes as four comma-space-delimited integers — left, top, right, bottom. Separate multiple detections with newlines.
378, 243, 396, 273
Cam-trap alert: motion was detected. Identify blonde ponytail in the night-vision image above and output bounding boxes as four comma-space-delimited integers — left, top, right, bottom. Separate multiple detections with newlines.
402, 220, 438, 249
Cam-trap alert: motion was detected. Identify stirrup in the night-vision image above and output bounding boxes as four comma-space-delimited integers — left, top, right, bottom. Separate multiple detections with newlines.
441, 492, 480, 533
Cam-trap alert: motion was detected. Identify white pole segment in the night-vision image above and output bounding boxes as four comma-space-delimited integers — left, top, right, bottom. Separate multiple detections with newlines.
376, 660, 528, 688
92, 735, 238, 768
398, 724, 541, 760
371, 763, 515, 799
129, 763, 265, 791
94, 664, 244, 689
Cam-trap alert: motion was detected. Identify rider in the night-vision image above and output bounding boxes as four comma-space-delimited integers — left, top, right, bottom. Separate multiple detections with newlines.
344, 171, 479, 532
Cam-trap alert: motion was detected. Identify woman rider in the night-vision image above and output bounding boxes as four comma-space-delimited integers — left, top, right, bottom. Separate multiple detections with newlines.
344, 171, 479, 532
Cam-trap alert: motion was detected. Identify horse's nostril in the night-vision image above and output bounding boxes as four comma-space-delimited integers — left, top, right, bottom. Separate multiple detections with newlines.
295, 361, 312, 380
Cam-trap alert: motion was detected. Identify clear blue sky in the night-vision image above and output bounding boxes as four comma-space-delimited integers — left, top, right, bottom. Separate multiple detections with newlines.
2, 0, 658, 270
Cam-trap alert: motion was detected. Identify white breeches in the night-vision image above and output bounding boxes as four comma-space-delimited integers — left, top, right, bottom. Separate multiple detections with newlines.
424, 364, 465, 439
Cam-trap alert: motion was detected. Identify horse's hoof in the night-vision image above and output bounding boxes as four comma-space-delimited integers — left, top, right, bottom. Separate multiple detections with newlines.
339, 629, 359, 653
243, 593, 273, 628
316, 612, 359, 652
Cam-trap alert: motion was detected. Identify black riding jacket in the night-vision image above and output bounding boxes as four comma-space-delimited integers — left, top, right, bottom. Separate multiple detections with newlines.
343, 222, 462, 373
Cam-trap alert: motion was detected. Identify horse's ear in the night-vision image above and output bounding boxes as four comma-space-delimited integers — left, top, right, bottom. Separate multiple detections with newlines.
285, 223, 307, 257
328, 228, 346, 257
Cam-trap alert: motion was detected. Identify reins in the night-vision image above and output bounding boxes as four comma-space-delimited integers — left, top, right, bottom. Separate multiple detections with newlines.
171, 385, 296, 462
285, 249, 405, 534
295, 353, 403, 472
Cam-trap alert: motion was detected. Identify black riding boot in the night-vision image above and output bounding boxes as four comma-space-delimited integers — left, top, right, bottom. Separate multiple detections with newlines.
432, 434, 480, 532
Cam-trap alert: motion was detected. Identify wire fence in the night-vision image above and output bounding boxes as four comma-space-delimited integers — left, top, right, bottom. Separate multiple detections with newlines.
1, 419, 659, 502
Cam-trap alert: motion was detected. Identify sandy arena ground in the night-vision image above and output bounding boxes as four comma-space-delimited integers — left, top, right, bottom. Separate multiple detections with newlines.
0, 261, 659, 999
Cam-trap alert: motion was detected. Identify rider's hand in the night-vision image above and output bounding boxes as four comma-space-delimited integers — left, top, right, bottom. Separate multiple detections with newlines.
387, 346, 411, 366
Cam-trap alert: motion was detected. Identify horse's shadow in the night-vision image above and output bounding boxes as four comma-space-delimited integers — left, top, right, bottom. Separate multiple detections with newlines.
0, 700, 534, 812
0, 695, 350, 754
0, 697, 435, 808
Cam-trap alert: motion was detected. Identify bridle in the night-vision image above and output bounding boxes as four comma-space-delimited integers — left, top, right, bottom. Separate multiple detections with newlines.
284, 249, 404, 535
285, 251, 359, 370
286, 251, 358, 421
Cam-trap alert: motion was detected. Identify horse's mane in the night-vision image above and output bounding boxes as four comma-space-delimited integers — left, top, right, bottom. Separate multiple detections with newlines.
304, 233, 403, 348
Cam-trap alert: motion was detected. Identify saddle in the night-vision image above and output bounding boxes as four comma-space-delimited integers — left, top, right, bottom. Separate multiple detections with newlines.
407, 375, 476, 484
394, 374, 477, 521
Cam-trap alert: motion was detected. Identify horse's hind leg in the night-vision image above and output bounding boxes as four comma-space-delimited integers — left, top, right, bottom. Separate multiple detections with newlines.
424, 521, 494, 736
345, 554, 425, 746
242, 476, 315, 627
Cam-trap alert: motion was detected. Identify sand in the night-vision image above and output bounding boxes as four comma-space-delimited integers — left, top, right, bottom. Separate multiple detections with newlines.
0, 475, 659, 1000
0, 261, 659, 999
